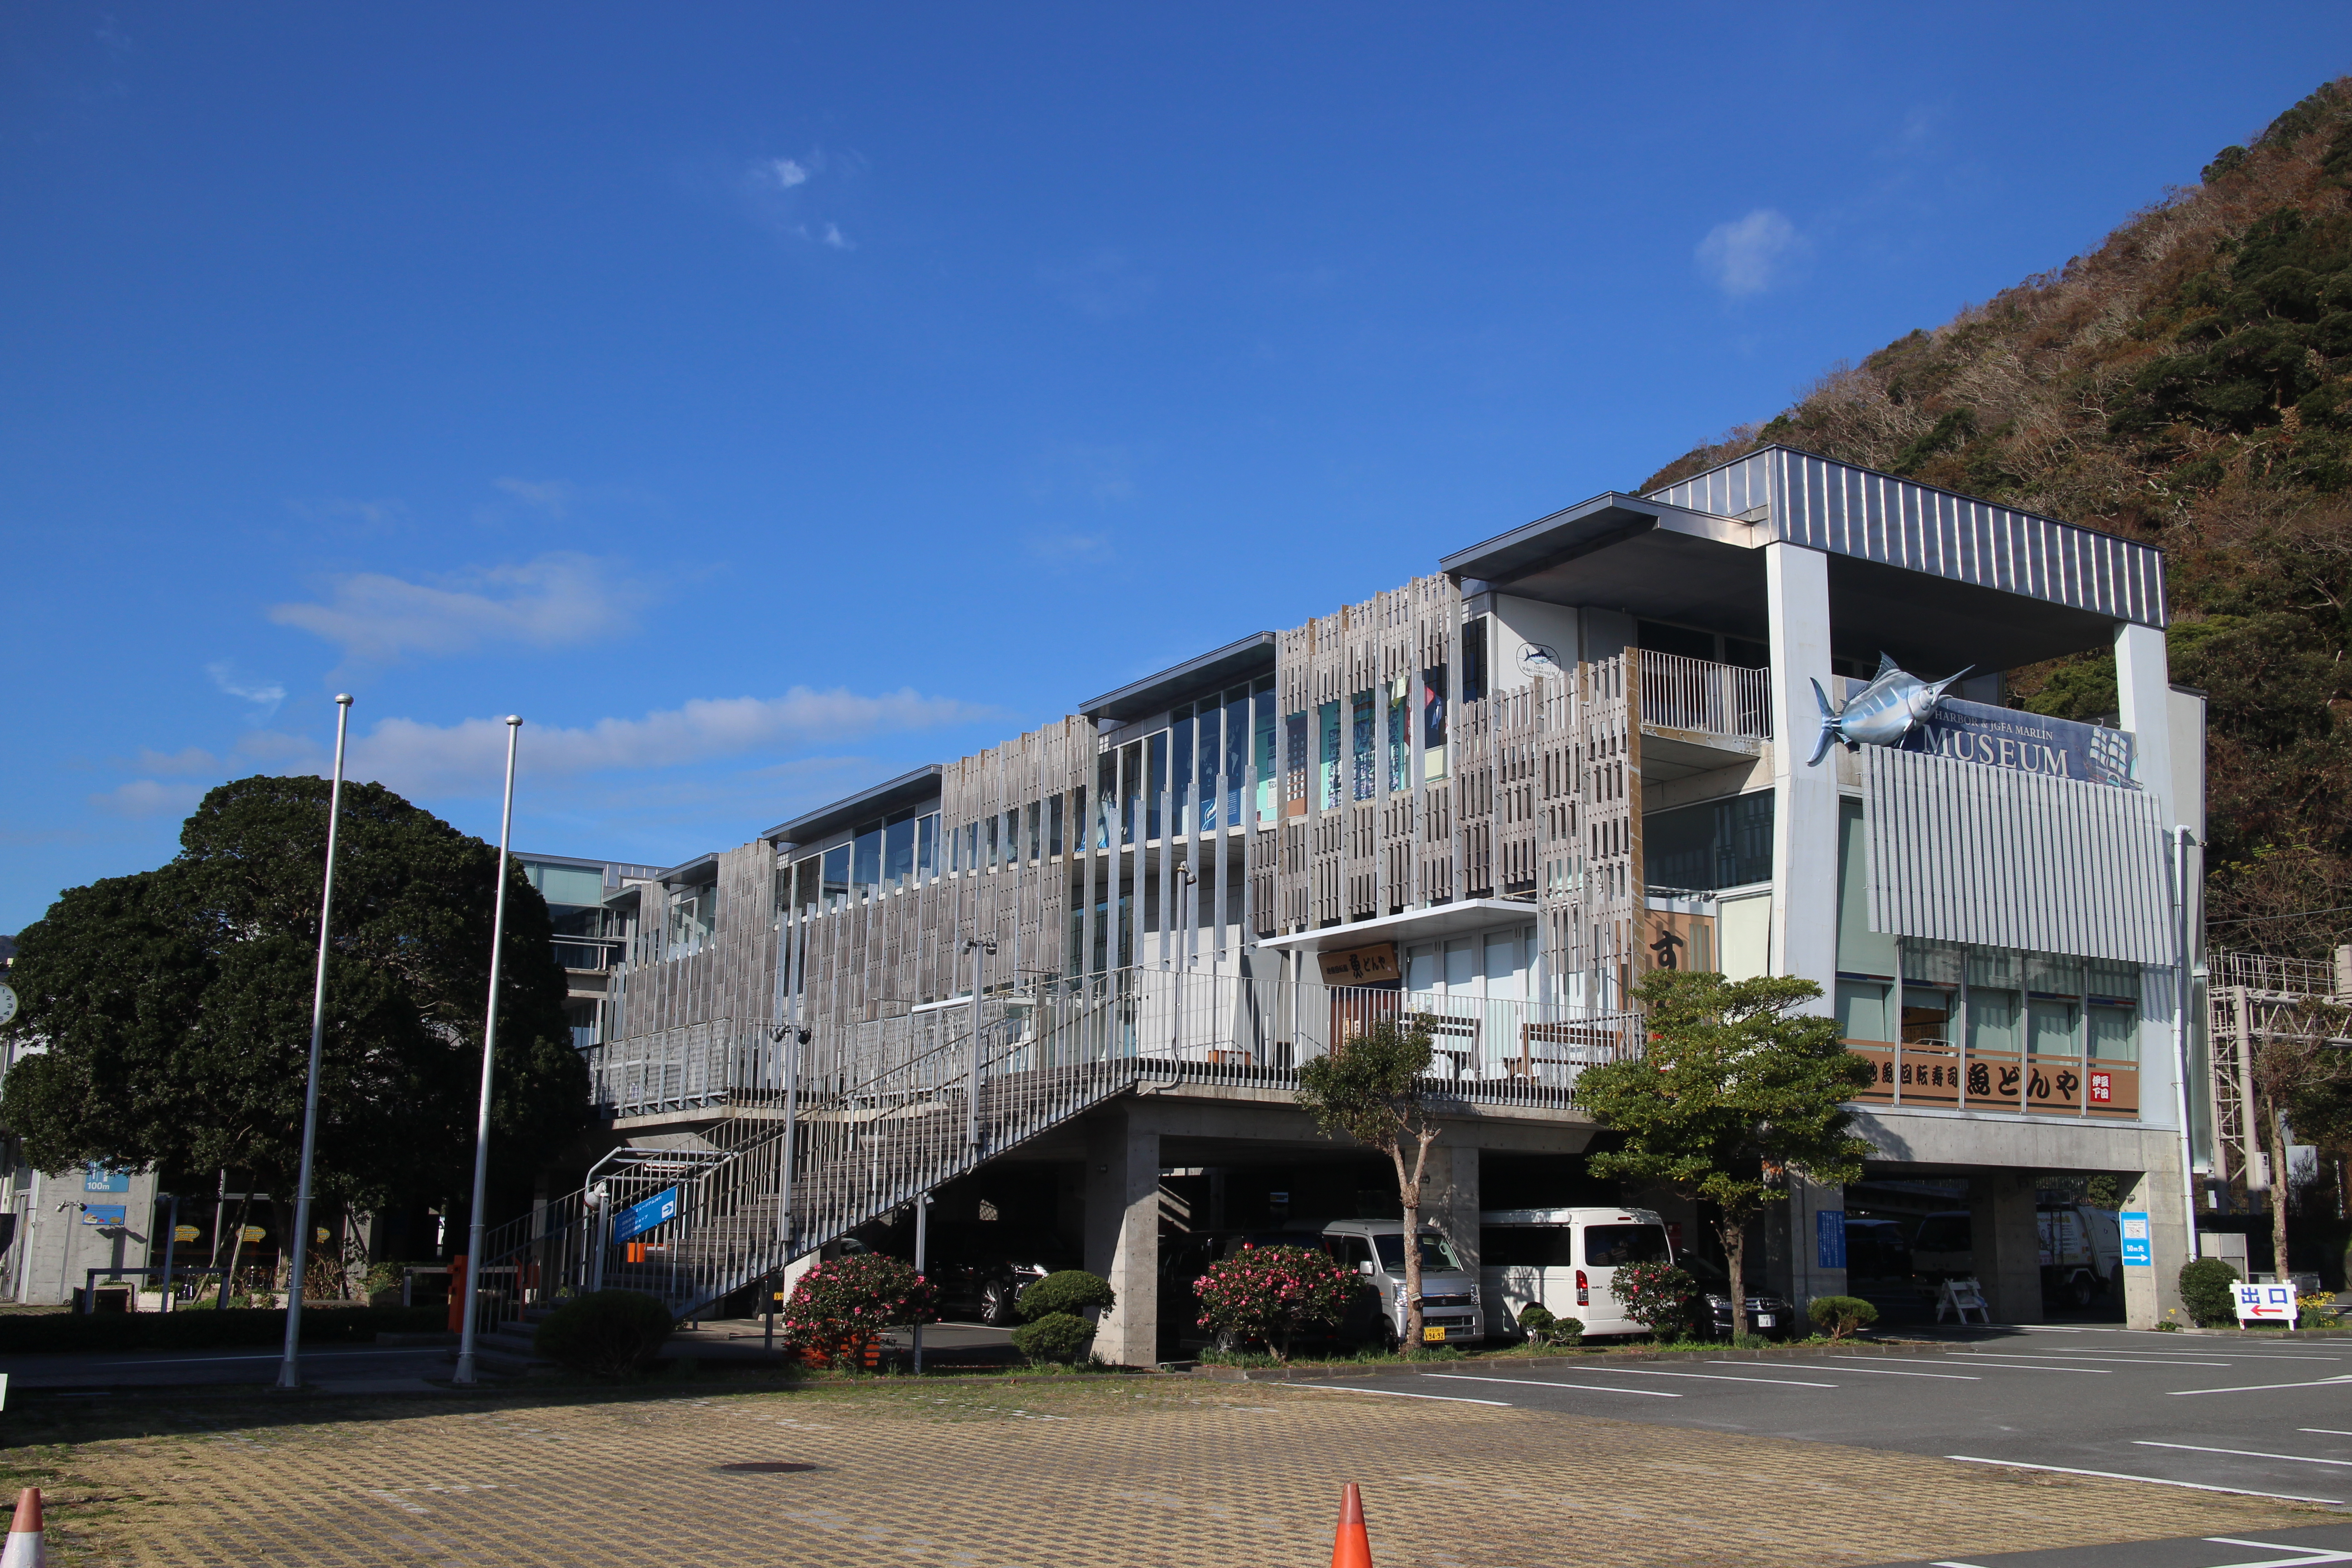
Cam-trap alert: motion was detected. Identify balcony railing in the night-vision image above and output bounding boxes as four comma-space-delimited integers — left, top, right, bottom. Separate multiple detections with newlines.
1637, 651, 1772, 742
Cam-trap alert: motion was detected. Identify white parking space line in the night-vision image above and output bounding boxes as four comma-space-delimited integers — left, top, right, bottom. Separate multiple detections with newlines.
1421, 1373, 1680, 1399
2303, 1429, 2352, 1437
2173, 1376, 2352, 1396
1300, 1385, 1511, 1406
1948, 1352, 2234, 1367
1908, 1358, 2112, 1374
2200, 1537, 2352, 1564
2136, 1441, 2352, 1468
1941, 1456, 2345, 1504
1585, 1367, 1838, 1388
1798, 1359, 1982, 1380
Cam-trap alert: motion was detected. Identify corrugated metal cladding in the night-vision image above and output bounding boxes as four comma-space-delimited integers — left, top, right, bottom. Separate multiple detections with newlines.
1648, 446, 2167, 629
1862, 746, 2172, 966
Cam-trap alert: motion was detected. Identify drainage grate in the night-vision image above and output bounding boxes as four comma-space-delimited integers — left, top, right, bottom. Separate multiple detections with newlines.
714, 1462, 819, 1474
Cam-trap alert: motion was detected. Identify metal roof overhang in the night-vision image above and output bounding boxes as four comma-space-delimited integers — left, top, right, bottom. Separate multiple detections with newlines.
1254, 898, 1543, 955
1445, 492, 2127, 674
760, 764, 946, 846
1079, 632, 1278, 723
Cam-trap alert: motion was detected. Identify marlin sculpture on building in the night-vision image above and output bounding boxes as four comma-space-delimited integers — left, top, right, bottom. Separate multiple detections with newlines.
1808, 654, 1972, 765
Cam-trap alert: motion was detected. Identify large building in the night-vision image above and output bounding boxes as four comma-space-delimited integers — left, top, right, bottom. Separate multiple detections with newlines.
552, 445, 2211, 1357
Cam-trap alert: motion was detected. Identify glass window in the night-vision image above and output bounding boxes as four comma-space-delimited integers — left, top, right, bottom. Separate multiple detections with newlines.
2089, 1003, 2138, 1060
1006, 808, 1021, 862
1146, 734, 1166, 841
1646, 794, 1774, 891
1249, 679, 1274, 823
1421, 665, 1448, 780
1902, 987, 1952, 1045
2029, 998, 2080, 1057
1120, 742, 1142, 846
1171, 707, 1193, 834
918, 814, 938, 880
2028, 952, 2085, 997
1098, 753, 1116, 849
1636, 620, 1716, 662
1196, 705, 1219, 833
965, 821, 979, 872
1318, 701, 1342, 809
852, 822, 884, 897
1406, 944, 1436, 993
1462, 617, 1489, 702
985, 814, 999, 869
1372, 1233, 1465, 1272
2087, 959, 2141, 1004
1351, 690, 1376, 801
1284, 711, 1308, 815
1387, 676, 1409, 794
1481, 1227, 1575, 1268
822, 844, 851, 908
1048, 794, 1064, 857
883, 813, 916, 889
1444, 938, 1475, 989
1225, 686, 1250, 827
1584, 1225, 1671, 1267
1836, 980, 1889, 1041
1967, 987, 2021, 1053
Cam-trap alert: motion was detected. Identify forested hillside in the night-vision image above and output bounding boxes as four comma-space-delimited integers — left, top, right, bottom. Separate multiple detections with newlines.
1643, 82, 2352, 956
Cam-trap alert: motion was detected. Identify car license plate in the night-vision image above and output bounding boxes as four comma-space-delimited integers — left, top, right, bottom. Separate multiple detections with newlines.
1754, 1314, 1775, 1328
1423, 1325, 1446, 1342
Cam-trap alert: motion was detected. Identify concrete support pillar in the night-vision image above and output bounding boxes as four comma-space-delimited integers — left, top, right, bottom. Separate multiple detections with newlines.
1968, 1171, 2043, 1324
2120, 1160, 2192, 1329
1420, 1142, 1480, 1270
2114, 621, 2177, 825
1083, 1109, 1160, 1366
1765, 543, 1839, 1003
1784, 1177, 1848, 1317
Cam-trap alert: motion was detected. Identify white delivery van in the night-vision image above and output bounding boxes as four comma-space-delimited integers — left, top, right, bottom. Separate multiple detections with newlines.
1478, 1207, 1673, 1338
1316, 1220, 1484, 1348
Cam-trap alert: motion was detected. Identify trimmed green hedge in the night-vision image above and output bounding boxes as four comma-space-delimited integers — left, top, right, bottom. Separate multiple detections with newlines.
0, 1305, 446, 1355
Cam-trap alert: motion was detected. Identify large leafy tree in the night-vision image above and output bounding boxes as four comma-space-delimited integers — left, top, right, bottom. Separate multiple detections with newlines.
1573, 971, 1875, 1337
0, 775, 590, 1229
1296, 1018, 1444, 1347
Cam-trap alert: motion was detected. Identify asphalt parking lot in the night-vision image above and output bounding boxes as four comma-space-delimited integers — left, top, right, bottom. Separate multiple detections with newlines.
1299, 1325, 2352, 1508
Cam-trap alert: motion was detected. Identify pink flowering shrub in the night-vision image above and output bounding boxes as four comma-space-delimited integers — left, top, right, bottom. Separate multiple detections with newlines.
1193, 1244, 1357, 1361
782, 1254, 940, 1367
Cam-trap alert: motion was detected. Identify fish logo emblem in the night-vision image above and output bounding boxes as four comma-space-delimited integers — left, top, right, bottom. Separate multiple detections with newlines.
1808, 654, 1971, 765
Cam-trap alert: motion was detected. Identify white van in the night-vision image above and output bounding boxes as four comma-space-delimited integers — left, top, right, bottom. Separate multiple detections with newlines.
1316, 1220, 1484, 1348
1478, 1207, 1673, 1338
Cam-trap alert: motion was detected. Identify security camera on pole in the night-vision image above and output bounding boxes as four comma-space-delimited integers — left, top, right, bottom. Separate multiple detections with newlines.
276, 693, 353, 1392
454, 716, 522, 1387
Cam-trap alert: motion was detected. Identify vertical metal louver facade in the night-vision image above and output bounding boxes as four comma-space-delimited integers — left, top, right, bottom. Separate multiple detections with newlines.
1647, 446, 2168, 630
1862, 746, 2172, 965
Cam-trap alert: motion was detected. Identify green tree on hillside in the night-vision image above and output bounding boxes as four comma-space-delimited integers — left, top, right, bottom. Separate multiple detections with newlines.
0, 776, 590, 1247
1572, 971, 1875, 1338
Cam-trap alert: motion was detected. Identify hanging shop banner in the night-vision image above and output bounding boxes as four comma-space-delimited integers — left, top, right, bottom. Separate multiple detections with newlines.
1816, 1210, 1847, 1270
1318, 943, 1400, 986
240, 1225, 267, 1244
1641, 909, 1717, 973
612, 1186, 680, 1245
1899, 695, 2137, 790
173, 1225, 201, 1244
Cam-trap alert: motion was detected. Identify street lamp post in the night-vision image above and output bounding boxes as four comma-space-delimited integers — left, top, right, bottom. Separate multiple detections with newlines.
276, 693, 353, 1392
454, 716, 523, 1387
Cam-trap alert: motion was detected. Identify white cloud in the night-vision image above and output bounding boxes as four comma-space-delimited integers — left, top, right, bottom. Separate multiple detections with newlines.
267, 552, 641, 662
492, 477, 571, 517
90, 779, 206, 819
288, 496, 407, 534
326, 687, 992, 797
768, 158, 808, 188
207, 662, 286, 718
1695, 209, 1806, 298
818, 222, 852, 251
132, 746, 220, 775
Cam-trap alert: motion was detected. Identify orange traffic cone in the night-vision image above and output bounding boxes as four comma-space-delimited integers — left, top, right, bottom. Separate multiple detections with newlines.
1, 1487, 46, 1568
1329, 1481, 1372, 1568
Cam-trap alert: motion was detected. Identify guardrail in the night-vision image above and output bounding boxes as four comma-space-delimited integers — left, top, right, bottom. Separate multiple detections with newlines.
1637, 650, 1772, 742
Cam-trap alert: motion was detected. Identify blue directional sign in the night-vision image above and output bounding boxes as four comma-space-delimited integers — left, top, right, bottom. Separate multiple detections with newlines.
81, 1205, 127, 1228
612, 1186, 680, 1244
2120, 1211, 2152, 1267
84, 1164, 130, 1194
1817, 1210, 1847, 1270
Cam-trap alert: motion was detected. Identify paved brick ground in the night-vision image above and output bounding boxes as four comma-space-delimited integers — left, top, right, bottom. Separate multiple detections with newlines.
10, 1376, 2330, 1567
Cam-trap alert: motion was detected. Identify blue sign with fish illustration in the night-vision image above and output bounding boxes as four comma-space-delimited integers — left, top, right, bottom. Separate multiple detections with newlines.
1810, 655, 2136, 789
612, 1186, 680, 1244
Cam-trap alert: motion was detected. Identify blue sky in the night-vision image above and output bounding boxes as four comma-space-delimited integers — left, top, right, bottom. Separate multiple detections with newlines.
3, 4, 2345, 931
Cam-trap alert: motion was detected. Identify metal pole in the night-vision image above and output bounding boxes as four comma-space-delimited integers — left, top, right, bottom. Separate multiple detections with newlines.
965, 937, 993, 1150
454, 716, 523, 1386
912, 1193, 930, 1375
2170, 826, 2203, 1259
159, 1194, 179, 1313
276, 693, 353, 1390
